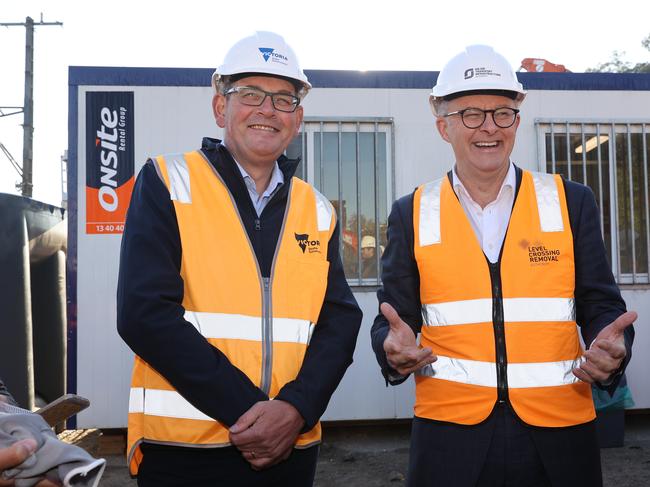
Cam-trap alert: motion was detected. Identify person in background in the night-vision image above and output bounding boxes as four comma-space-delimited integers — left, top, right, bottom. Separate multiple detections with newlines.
117, 31, 361, 487
361, 235, 378, 279
371, 45, 635, 487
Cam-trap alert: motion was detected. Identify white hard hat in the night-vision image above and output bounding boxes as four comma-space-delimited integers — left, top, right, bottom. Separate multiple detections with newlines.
212, 31, 311, 96
361, 235, 376, 249
430, 45, 525, 112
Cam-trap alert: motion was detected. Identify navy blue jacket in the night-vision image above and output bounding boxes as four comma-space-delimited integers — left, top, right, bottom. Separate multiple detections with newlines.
371, 166, 633, 391
117, 138, 361, 433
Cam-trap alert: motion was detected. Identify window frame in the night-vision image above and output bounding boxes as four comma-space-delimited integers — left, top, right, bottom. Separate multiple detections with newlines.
292, 116, 395, 287
535, 118, 650, 285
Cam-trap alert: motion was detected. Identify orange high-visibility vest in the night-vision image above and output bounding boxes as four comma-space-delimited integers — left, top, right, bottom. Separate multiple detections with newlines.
127, 151, 335, 475
412, 170, 594, 427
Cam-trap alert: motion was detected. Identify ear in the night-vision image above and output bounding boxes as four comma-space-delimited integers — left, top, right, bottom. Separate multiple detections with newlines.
213, 94, 226, 128
293, 105, 304, 137
436, 117, 451, 143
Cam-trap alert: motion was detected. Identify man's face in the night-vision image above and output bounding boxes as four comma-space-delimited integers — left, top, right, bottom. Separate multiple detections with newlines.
435, 94, 520, 178
213, 75, 303, 168
362, 246, 375, 259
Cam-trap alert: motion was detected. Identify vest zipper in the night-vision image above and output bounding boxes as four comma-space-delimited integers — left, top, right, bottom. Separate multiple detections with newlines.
260, 277, 272, 394
198, 152, 291, 397
260, 179, 294, 396
488, 261, 509, 403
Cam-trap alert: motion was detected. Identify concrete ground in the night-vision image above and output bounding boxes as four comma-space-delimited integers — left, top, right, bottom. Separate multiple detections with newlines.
65, 413, 650, 486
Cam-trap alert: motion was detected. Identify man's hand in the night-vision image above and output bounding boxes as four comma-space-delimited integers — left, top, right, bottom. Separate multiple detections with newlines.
381, 302, 436, 376
0, 439, 60, 486
229, 400, 304, 470
573, 311, 637, 384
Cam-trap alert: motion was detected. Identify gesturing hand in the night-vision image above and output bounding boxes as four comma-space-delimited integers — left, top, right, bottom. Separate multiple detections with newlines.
573, 311, 637, 384
381, 302, 437, 376
229, 400, 304, 470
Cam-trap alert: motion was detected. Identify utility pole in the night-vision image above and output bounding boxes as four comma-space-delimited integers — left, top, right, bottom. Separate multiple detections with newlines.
1, 14, 62, 198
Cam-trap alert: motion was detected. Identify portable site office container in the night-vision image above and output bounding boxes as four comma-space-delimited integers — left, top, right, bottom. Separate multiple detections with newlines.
68, 67, 650, 428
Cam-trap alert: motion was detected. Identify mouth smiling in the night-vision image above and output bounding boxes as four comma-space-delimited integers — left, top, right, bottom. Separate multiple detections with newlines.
474, 141, 499, 148
249, 123, 279, 132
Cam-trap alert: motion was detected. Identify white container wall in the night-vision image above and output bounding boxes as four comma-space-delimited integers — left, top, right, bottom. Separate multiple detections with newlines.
69, 68, 650, 428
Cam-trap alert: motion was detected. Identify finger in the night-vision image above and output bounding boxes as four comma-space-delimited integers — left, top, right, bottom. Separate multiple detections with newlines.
607, 311, 638, 336
591, 340, 626, 360
396, 355, 438, 376
230, 428, 263, 450
577, 359, 612, 383
0, 439, 37, 470
584, 351, 621, 374
249, 455, 276, 470
388, 347, 435, 369
230, 403, 263, 435
380, 302, 404, 330
572, 367, 594, 384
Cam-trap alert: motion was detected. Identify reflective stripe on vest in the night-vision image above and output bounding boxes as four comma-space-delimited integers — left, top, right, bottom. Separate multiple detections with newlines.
184, 311, 315, 344
422, 297, 575, 326
418, 172, 563, 248
126, 151, 332, 475
413, 170, 594, 428
164, 153, 333, 232
417, 356, 584, 388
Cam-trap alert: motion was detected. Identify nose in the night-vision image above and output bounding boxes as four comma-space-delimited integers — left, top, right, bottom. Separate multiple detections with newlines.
257, 94, 276, 115
479, 112, 499, 133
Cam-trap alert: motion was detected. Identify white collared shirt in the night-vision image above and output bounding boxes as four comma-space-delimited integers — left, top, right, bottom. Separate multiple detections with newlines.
452, 162, 516, 263
232, 159, 284, 217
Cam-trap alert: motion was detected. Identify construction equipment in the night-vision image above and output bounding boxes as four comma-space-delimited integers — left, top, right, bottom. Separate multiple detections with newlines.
520, 58, 570, 72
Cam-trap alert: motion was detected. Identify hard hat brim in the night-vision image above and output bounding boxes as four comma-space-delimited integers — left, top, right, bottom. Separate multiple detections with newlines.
215, 65, 312, 89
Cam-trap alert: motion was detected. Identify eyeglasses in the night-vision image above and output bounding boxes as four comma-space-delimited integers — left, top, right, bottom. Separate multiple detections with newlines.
224, 86, 300, 113
443, 107, 520, 129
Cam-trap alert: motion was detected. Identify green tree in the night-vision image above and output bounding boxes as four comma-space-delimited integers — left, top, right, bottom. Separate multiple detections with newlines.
587, 33, 650, 73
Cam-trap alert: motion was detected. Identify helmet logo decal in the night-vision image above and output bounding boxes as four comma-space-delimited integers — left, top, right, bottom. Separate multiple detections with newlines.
465, 66, 502, 80
258, 47, 289, 65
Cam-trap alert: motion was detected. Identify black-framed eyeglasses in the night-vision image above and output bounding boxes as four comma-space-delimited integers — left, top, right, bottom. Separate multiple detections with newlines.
224, 86, 300, 113
443, 107, 520, 129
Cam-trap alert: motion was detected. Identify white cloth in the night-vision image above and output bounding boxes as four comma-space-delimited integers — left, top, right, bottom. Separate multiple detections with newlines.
452, 162, 516, 263
0, 402, 106, 487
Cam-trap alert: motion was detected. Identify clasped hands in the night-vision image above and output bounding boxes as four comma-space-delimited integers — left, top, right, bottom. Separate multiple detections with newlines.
229, 399, 304, 470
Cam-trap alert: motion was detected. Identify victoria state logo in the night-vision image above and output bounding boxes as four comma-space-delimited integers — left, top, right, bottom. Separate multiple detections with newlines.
258, 47, 288, 65
294, 233, 321, 253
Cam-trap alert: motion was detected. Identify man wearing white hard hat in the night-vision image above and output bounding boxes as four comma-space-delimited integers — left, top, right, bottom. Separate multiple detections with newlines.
117, 31, 361, 486
371, 45, 635, 486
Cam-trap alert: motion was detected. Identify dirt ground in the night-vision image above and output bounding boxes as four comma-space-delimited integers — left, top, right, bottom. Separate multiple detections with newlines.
62, 415, 650, 486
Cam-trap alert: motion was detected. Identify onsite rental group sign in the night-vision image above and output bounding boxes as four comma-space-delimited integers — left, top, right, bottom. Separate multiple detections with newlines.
85, 91, 134, 234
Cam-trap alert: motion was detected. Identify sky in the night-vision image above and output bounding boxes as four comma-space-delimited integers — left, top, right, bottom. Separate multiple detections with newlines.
1, 0, 649, 206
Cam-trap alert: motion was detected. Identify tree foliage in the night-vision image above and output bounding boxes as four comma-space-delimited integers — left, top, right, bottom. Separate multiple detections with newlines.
587, 34, 650, 73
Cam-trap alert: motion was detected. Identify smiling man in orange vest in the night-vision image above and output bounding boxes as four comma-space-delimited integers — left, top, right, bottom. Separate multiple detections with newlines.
117, 31, 361, 487
371, 45, 636, 487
